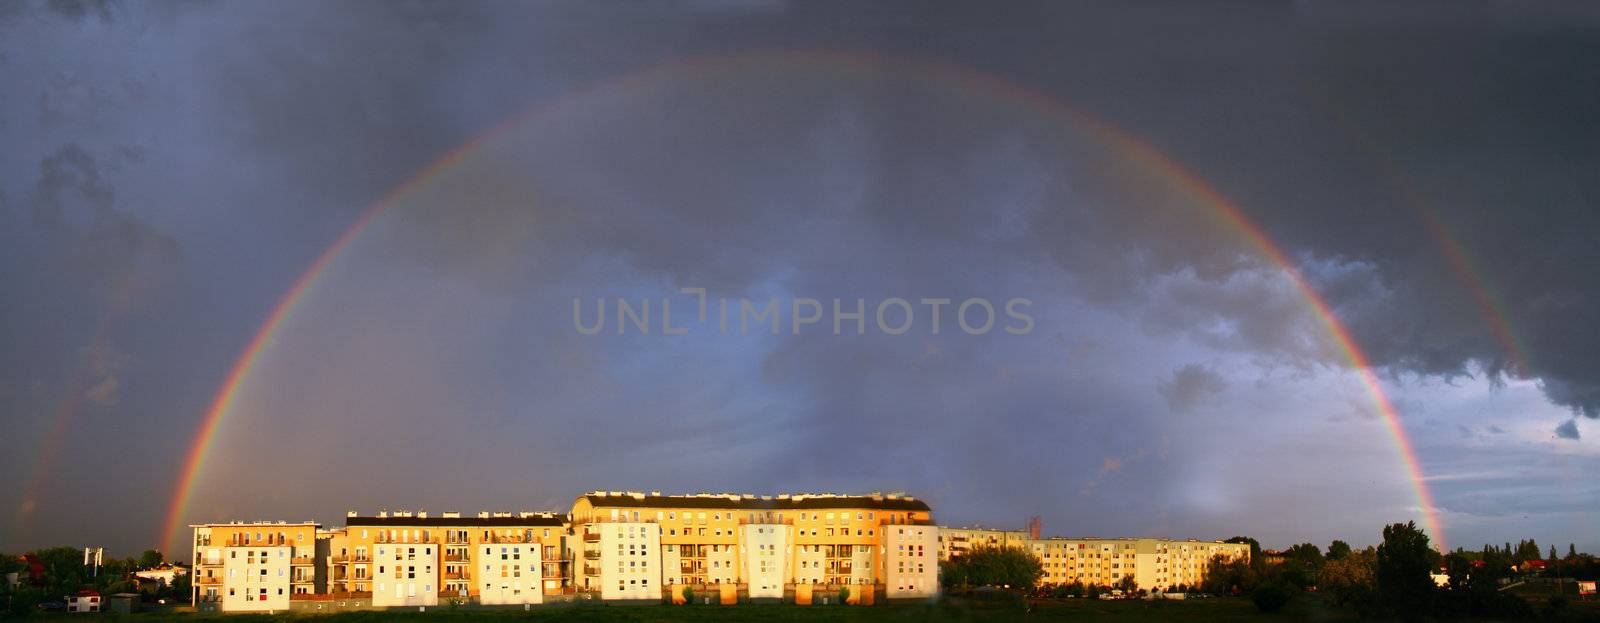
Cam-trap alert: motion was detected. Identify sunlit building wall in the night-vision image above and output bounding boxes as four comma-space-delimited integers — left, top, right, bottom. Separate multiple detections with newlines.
958, 535, 1250, 591
190, 521, 318, 612
325, 510, 566, 606
569, 491, 938, 600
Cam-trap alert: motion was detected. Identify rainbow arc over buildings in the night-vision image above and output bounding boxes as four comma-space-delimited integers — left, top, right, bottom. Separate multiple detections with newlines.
161, 50, 1446, 556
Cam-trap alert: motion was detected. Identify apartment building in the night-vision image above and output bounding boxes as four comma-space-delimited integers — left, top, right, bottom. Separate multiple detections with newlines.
937, 526, 1033, 560
187, 491, 1250, 611
569, 491, 939, 602
1021, 538, 1248, 590
937, 530, 1250, 592
190, 521, 318, 612
323, 510, 567, 607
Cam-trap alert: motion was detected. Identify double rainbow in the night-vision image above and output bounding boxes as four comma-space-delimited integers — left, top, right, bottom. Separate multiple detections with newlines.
161, 50, 1446, 555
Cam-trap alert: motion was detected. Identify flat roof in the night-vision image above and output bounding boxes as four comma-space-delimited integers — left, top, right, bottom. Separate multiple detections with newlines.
579, 492, 931, 512
345, 515, 565, 527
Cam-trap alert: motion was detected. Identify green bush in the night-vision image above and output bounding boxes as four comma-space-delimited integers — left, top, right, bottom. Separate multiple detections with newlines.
1251, 582, 1293, 613
838, 586, 850, 604
681, 585, 694, 604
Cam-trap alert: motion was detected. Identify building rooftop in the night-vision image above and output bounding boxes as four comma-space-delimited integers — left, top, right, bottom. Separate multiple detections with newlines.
188, 520, 318, 528
579, 490, 932, 512
343, 510, 565, 527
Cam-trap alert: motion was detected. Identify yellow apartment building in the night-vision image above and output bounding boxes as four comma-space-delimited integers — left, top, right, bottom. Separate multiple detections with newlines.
321, 510, 567, 607
189, 492, 1248, 611
190, 521, 318, 612
936, 529, 1250, 592
937, 526, 1033, 560
1021, 537, 1249, 590
568, 491, 939, 602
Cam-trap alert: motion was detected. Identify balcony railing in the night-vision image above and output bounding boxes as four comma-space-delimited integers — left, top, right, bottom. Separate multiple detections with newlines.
444, 554, 466, 562
198, 577, 223, 585
291, 556, 314, 565
583, 533, 601, 542
582, 550, 600, 560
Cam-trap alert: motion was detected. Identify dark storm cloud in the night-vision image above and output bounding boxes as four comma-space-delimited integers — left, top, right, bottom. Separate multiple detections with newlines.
4, 0, 1598, 556
1214, 15, 1600, 418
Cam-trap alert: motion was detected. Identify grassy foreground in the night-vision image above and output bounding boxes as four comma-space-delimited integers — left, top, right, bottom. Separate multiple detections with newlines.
23, 597, 1346, 622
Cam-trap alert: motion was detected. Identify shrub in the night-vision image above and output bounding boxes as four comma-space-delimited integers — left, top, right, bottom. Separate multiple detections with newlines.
1252, 582, 1293, 613
838, 586, 850, 604
681, 585, 693, 604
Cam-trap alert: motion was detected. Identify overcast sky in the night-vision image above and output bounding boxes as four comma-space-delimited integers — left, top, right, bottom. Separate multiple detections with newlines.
2, 1, 1597, 559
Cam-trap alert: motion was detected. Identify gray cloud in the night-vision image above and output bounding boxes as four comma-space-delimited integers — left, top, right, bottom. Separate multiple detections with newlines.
3, 1, 1597, 557
1157, 363, 1227, 413
1555, 419, 1580, 441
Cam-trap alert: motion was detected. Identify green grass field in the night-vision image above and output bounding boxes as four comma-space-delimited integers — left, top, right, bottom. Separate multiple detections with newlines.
21, 598, 1341, 622
24, 594, 1600, 621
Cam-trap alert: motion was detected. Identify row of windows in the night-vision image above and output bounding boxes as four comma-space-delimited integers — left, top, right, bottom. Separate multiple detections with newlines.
602, 509, 916, 524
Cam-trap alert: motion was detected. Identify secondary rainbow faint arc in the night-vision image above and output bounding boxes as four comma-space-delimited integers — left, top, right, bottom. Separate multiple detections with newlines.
1319, 100, 1534, 378
162, 50, 1445, 554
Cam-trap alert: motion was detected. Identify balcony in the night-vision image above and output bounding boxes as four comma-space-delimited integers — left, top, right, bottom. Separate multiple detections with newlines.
444, 571, 471, 581
443, 553, 466, 562
582, 550, 600, 560
329, 555, 348, 564
198, 576, 223, 585
583, 533, 601, 543
582, 565, 599, 576
291, 556, 314, 565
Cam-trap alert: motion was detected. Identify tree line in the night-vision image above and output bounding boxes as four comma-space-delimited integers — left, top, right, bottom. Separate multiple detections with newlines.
938, 523, 1594, 620
1, 547, 189, 615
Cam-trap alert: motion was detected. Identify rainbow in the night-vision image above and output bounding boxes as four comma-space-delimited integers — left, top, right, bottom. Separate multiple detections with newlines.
162, 50, 1445, 554
14, 280, 136, 543
1313, 92, 1533, 379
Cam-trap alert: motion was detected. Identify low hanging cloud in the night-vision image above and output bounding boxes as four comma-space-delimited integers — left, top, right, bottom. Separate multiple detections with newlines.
1555, 419, 1580, 441
1157, 363, 1228, 413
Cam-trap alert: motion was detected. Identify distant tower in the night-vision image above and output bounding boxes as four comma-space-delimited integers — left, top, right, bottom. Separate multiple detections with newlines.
1027, 516, 1041, 540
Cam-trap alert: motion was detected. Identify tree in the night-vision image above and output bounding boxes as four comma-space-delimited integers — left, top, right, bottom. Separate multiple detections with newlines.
1513, 539, 1541, 564
1116, 574, 1137, 593
166, 571, 191, 603
938, 559, 968, 590
1376, 521, 1435, 620
138, 549, 164, 570
942, 545, 1044, 591
1201, 554, 1256, 595
1282, 542, 1324, 585
1319, 547, 1376, 608
32, 547, 90, 599
1225, 536, 1262, 569
1327, 540, 1352, 561
1570, 544, 1579, 559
